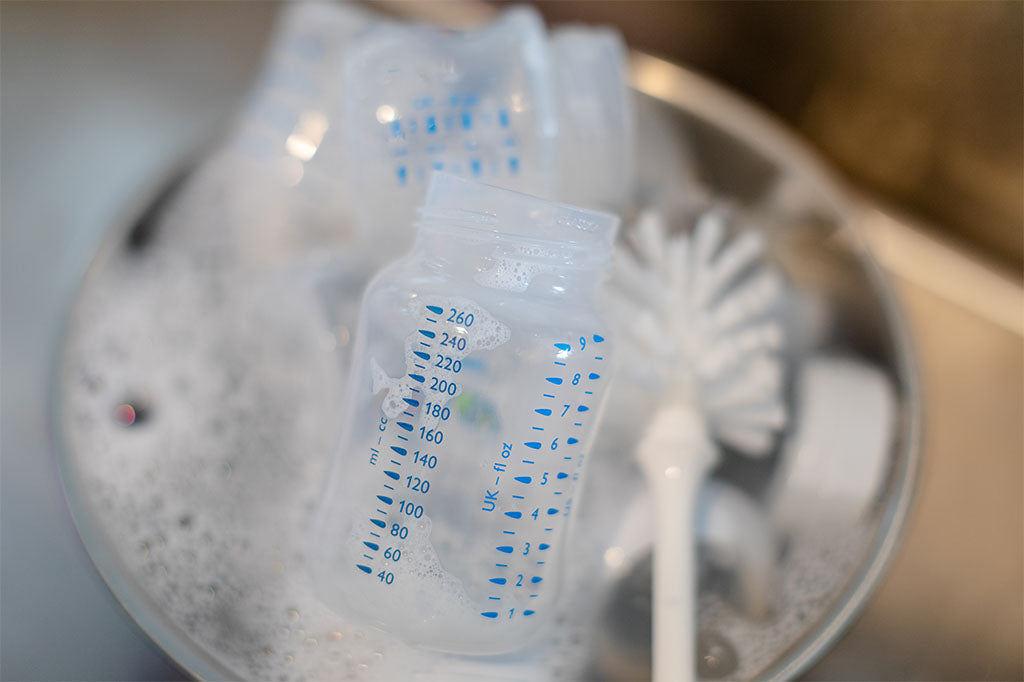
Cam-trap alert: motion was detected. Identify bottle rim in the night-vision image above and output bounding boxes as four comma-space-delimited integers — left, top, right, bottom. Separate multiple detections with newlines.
416, 172, 620, 257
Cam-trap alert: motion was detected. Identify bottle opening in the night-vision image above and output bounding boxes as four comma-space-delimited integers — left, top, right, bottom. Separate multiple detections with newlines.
417, 172, 620, 253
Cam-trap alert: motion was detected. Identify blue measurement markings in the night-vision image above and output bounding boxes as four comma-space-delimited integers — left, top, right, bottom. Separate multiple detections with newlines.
389, 94, 522, 187
356, 304, 456, 581
477, 335, 608, 620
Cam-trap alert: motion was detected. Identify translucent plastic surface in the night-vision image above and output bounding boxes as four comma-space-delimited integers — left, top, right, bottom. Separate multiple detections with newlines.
550, 26, 633, 211
342, 7, 631, 247
310, 174, 619, 653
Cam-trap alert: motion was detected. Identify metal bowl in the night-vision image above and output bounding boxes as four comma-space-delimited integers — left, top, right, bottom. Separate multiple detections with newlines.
53, 49, 919, 681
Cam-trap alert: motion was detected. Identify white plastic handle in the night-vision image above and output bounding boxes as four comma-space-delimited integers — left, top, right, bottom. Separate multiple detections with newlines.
637, 405, 718, 682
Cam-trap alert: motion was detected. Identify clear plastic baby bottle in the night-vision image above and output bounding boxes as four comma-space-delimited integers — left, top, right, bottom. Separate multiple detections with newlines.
310, 172, 619, 654
340, 6, 632, 253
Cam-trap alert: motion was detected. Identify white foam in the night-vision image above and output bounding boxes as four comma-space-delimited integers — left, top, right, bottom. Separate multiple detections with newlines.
474, 249, 556, 293
57, 182, 878, 679
371, 296, 510, 421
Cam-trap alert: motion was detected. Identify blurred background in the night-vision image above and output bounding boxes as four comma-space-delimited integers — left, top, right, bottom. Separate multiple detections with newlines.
531, 1, 1023, 274
2, 1, 1021, 680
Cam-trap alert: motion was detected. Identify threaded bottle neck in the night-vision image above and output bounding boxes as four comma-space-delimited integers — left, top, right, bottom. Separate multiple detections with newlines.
414, 172, 619, 273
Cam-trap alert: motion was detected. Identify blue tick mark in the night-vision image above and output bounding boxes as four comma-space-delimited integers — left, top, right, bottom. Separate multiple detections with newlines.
426, 305, 443, 314
391, 446, 407, 456
376, 496, 393, 505
481, 611, 498, 619
409, 374, 425, 383
577, 405, 590, 412
363, 542, 379, 551
567, 438, 578, 445
557, 472, 568, 479
402, 398, 419, 407
371, 519, 386, 528
504, 511, 522, 519
496, 546, 514, 554
547, 508, 559, 515
357, 564, 372, 574
589, 373, 600, 380
397, 422, 413, 431
523, 609, 535, 616
414, 351, 430, 360
418, 329, 436, 338
489, 578, 506, 585
524, 442, 542, 450
593, 334, 605, 343
535, 408, 552, 416
514, 476, 532, 484
538, 543, 550, 550
531, 576, 543, 583
546, 377, 563, 385
554, 343, 570, 351
384, 471, 400, 480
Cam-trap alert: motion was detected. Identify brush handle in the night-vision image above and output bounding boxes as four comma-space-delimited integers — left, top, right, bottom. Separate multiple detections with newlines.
651, 463, 701, 681
638, 406, 717, 682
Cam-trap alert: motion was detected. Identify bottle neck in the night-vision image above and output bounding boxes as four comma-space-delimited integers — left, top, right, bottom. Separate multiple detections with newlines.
411, 224, 607, 304
409, 172, 619, 304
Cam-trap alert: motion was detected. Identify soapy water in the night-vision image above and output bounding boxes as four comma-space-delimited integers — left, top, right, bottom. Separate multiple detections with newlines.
49, 2, 893, 670
57, 164, 606, 678
56, 156, 876, 680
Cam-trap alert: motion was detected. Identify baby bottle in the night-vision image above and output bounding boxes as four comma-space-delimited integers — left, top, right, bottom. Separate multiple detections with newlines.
341, 6, 632, 255
310, 172, 619, 653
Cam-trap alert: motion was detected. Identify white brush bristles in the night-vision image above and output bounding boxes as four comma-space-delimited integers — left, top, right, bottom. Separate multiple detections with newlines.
611, 208, 788, 457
